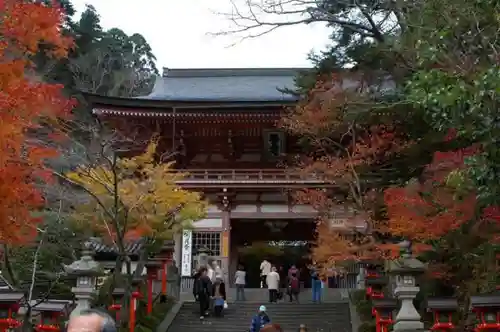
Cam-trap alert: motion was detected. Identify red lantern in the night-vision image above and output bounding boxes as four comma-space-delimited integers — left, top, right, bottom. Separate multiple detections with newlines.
34, 300, 73, 332
366, 263, 381, 278
470, 295, 500, 331
0, 291, 24, 332
145, 261, 161, 314
366, 277, 387, 300
426, 298, 458, 331
372, 298, 397, 332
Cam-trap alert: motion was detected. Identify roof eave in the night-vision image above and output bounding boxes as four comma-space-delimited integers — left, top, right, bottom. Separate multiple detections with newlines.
82, 92, 298, 110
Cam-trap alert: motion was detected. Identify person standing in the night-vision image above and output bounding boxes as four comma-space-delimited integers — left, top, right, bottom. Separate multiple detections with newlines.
288, 265, 300, 280
235, 264, 246, 301
207, 259, 216, 283
266, 266, 280, 303
288, 272, 300, 303
260, 259, 271, 288
310, 265, 322, 303
193, 267, 212, 319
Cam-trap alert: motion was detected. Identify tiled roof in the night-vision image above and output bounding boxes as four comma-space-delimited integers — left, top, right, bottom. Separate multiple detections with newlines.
136, 68, 306, 102
85, 238, 144, 255
85, 238, 175, 255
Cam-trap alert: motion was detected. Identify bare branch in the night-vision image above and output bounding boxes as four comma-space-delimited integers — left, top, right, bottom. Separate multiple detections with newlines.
212, 0, 406, 43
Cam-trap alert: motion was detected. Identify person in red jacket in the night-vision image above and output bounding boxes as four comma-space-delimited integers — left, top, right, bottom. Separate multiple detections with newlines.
288, 272, 300, 302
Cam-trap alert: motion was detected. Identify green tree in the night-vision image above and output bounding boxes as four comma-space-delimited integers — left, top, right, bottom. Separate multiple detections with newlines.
404, 0, 500, 206
40, 4, 158, 97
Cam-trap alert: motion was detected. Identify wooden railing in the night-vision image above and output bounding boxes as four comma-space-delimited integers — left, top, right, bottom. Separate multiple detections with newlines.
174, 169, 325, 183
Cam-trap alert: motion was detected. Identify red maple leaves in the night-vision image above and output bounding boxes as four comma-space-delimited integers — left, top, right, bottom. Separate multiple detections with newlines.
384, 129, 498, 249
286, 73, 500, 270
0, 0, 74, 243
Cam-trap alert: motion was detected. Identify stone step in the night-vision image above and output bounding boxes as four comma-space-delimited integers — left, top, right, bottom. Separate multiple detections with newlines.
180, 287, 347, 303
167, 302, 352, 332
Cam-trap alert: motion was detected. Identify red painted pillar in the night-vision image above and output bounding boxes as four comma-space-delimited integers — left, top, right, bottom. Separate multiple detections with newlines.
129, 294, 136, 332
129, 289, 141, 332
129, 278, 142, 332
145, 261, 160, 314
147, 277, 153, 314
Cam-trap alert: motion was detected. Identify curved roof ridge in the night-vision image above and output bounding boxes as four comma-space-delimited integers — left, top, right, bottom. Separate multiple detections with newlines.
162, 67, 310, 78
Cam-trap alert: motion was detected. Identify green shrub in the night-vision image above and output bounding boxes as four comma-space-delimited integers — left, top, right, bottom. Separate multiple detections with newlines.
358, 321, 376, 332
351, 290, 373, 321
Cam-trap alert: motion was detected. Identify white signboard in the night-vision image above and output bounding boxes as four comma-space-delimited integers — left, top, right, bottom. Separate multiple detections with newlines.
181, 230, 193, 277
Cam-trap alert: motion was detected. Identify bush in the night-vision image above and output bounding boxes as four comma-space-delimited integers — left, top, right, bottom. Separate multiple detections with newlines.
358, 321, 376, 332
117, 296, 176, 332
350, 290, 373, 321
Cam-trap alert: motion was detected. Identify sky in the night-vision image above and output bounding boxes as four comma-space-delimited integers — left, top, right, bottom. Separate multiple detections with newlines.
71, 0, 332, 70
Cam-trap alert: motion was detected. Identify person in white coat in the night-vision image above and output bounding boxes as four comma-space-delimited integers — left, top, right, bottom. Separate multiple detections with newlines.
266, 266, 280, 303
260, 259, 271, 288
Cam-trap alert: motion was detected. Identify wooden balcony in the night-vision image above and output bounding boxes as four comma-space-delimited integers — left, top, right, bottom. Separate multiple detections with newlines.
173, 169, 328, 188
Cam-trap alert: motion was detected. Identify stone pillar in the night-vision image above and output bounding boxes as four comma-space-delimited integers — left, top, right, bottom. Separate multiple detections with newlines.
166, 264, 180, 299
387, 241, 426, 332
173, 232, 182, 270
356, 267, 366, 289
64, 249, 102, 318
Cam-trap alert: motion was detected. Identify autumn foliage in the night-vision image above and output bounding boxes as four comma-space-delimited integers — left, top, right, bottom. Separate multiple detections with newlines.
65, 139, 207, 247
284, 75, 500, 275
0, 0, 73, 243
283, 75, 411, 271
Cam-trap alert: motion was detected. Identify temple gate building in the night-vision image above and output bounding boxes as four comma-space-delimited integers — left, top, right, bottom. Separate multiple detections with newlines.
86, 68, 355, 289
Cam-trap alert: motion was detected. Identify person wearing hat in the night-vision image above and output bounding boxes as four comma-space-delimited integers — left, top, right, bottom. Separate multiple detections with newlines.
250, 305, 271, 332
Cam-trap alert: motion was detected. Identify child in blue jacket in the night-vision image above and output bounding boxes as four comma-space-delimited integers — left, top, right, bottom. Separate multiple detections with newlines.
250, 305, 271, 332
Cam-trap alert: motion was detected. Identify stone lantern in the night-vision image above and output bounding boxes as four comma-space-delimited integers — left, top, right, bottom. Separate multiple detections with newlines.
386, 240, 426, 332
64, 249, 103, 318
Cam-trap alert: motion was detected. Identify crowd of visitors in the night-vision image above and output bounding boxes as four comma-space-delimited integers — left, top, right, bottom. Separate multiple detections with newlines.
192, 259, 227, 320
191, 256, 326, 331
259, 259, 324, 304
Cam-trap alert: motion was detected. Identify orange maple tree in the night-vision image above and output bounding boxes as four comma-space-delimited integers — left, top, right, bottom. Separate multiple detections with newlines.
282, 75, 411, 272
0, 0, 74, 243
284, 75, 500, 275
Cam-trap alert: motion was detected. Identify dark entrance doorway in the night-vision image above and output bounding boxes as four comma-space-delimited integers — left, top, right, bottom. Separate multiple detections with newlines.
231, 219, 316, 288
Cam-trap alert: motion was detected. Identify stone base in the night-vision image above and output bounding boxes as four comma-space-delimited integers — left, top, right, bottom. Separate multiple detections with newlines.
393, 321, 425, 332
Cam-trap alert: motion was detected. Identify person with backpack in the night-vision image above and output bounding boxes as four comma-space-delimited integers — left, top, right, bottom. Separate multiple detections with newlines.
250, 305, 271, 332
192, 267, 212, 319
288, 272, 300, 302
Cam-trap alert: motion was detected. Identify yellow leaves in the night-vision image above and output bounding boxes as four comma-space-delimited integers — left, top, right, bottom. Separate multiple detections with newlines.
65, 140, 206, 241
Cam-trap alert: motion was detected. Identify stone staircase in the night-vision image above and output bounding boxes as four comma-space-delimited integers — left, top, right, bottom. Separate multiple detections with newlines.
167, 296, 352, 332
180, 287, 348, 302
